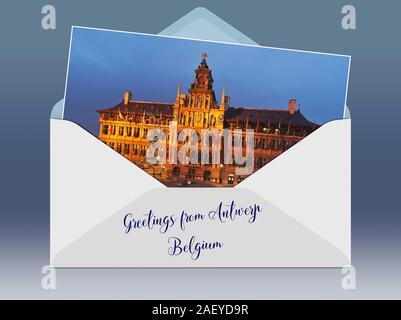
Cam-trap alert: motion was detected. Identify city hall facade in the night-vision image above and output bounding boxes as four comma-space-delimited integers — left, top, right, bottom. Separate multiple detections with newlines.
97, 54, 318, 186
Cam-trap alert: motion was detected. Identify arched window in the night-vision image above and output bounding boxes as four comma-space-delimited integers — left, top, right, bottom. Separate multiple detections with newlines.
188, 168, 196, 179
172, 167, 181, 177
203, 170, 211, 181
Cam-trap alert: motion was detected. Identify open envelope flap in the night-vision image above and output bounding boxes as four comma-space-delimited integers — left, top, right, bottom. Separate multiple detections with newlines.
50, 119, 164, 261
239, 119, 351, 261
159, 7, 257, 45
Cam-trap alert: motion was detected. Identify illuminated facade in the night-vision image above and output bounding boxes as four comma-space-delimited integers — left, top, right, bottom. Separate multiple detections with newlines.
97, 54, 318, 186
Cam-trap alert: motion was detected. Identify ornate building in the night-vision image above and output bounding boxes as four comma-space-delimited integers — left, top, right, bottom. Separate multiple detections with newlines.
97, 54, 318, 186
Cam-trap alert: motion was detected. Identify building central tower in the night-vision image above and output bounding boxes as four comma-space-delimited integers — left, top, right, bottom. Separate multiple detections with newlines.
174, 53, 226, 130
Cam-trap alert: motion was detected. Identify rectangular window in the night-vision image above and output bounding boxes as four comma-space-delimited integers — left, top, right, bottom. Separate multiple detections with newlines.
118, 126, 124, 136
140, 145, 146, 156
126, 127, 132, 137
254, 138, 259, 149
111, 125, 116, 135
102, 124, 109, 135
270, 139, 276, 151
133, 144, 138, 155
134, 127, 140, 138
109, 142, 115, 149
124, 144, 130, 154
116, 143, 122, 153
142, 128, 148, 139
278, 140, 285, 150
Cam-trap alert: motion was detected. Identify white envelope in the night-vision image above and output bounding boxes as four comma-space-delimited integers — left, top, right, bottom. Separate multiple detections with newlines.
50, 8, 351, 267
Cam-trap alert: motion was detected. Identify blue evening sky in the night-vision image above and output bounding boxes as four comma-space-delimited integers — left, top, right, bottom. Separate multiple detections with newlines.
64, 27, 350, 135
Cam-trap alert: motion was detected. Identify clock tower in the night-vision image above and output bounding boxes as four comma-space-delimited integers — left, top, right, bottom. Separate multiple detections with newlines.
174, 53, 226, 130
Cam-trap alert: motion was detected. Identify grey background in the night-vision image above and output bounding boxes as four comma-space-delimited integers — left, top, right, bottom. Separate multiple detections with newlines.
0, 0, 400, 299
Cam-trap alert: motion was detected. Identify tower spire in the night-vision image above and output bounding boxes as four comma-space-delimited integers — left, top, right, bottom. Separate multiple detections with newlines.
220, 86, 225, 106
176, 84, 181, 102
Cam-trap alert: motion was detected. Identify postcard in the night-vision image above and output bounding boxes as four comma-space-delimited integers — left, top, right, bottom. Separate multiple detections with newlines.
63, 27, 349, 187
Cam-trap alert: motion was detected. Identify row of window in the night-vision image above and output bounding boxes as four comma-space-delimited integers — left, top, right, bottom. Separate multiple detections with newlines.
179, 113, 218, 127
254, 138, 296, 151
102, 125, 150, 138
103, 126, 297, 156
101, 113, 170, 125
103, 124, 299, 146
171, 167, 245, 185
105, 137, 296, 156
107, 139, 285, 168
109, 142, 147, 156
256, 157, 271, 168
228, 137, 296, 151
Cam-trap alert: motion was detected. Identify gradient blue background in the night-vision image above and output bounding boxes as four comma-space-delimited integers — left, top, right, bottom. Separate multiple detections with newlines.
0, 0, 400, 299
64, 27, 349, 134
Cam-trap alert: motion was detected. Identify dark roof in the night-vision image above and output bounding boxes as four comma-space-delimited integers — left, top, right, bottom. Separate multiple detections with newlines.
97, 100, 174, 115
225, 107, 316, 127
98, 101, 317, 127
